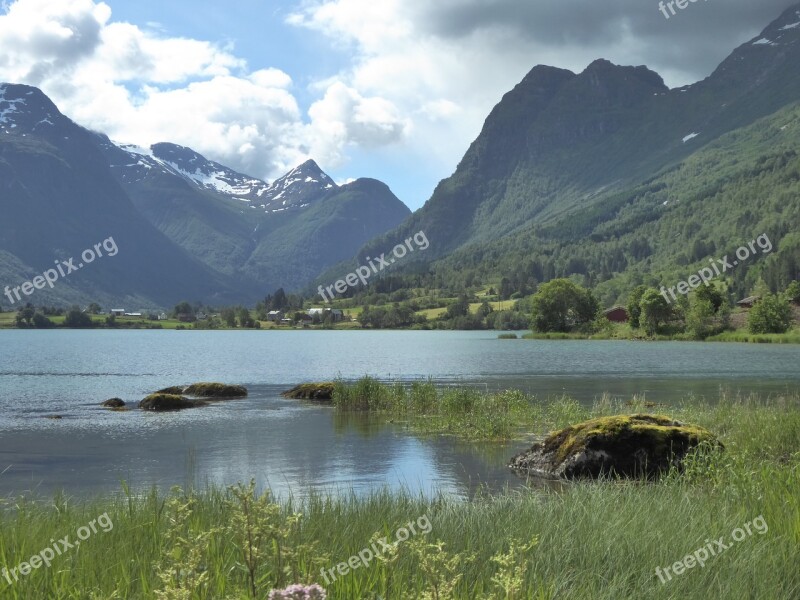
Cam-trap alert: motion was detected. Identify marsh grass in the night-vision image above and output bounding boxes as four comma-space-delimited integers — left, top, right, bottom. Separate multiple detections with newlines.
0, 390, 798, 599
332, 378, 543, 440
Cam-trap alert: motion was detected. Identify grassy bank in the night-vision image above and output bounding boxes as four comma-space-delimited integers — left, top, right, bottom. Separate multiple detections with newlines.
0, 388, 798, 599
706, 331, 800, 344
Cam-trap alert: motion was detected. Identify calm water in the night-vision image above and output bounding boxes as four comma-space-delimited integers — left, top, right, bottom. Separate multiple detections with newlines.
0, 330, 798, 499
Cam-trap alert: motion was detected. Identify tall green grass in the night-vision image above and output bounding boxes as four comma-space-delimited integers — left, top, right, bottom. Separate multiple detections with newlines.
706, 331, 800, 344
332, 377, 547, 439
1, 391, 798, 599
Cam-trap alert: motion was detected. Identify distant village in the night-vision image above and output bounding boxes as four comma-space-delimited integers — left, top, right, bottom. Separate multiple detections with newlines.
106, 306, 350, 327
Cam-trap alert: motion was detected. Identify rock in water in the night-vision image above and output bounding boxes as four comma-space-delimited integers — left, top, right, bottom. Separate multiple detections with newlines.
139, 394, 204, 412
281, 383, 335, 401
101, 398, 125, 408
183, 383, 248, 398
155, 386, 186, 395
509, 414, 720, 479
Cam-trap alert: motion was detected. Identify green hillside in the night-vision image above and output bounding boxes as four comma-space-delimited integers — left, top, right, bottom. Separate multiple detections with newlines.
328, 5, 800, 311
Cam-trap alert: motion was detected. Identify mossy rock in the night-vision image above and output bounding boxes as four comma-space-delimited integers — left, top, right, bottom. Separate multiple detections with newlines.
509, 414, 721, 479
155, 386, 186, 395
101, 398, 125, 408
183, 383, 248, 398
139, 394, 205, 412
281, 382, 335, 401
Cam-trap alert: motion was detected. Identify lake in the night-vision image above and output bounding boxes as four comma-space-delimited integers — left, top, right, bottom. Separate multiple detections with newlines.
0, 330, 798, 499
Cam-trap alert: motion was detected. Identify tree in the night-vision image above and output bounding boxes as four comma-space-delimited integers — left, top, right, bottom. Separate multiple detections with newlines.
487, 310, 529, 331
254, 301, 268, 321
784, 280, 800, 304
270, 288, 288, 311
220, 307, 237, 328
237, 307, 256, 328
15, 304, 35, 327
640, 288, 672, 335
499, 278, 514, 301
694, 284, 725, 313
64, 307, 93, 328
31, 313, 54, 329
627, 285, 648, 328
530, 279, 598, 333
686, 297, 716, 339
748, 293, 792, 334
86, 303, 102, 315
173, 301, 194, 318
477, 300, 494, 319
445, 295, 470, 319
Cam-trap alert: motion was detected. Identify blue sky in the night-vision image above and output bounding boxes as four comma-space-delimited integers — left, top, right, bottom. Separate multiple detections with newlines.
0, 0, 791, 210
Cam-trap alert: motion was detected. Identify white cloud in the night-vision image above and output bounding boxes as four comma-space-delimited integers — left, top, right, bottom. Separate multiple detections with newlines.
0, 0, 407, 181
308, 82, 408, 164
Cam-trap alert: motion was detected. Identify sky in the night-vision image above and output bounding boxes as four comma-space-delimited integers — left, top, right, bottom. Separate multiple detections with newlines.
0, 0, 795, 210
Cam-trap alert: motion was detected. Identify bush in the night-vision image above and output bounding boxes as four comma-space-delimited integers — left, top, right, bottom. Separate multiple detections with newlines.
748, 293, 792, 334
64, 308, 93, 328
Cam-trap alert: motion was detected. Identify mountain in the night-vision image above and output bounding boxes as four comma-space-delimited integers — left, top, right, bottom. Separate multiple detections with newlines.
258, 159, 337, 210
348, 3, 800, 304
0, 83, 247, 309
359, 3, 800, 264
106, 141, 337, 212
99, 139, 410, 296
0, 86, 410, 308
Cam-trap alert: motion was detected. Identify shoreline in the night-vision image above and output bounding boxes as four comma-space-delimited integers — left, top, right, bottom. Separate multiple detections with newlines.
2, 323, 799, 343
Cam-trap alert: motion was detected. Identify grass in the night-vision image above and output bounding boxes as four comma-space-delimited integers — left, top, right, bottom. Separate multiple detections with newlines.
332, 377, 547, 440
0, 389, 798, 599
706, 331, 800, 344
415, 307, 447, 320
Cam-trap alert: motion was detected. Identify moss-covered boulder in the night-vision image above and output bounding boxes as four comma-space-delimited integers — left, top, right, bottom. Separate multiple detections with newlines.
139, 394, 204, 412
183, 383, 248, 398
509, 414, 720, 479
155, 386, 186, 395
281, 382, 335, 401
101, 398, 125, 408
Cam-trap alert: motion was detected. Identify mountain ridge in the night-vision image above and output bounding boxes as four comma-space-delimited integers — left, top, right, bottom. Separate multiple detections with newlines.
355, 2, 800, 266
0, 84, 410, 307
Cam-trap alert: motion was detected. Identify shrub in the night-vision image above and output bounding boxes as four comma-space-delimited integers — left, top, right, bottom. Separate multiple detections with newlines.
748, 293, 792, 334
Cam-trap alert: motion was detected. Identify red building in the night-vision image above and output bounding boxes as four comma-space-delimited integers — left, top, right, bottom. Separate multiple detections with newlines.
603, 306, 629, 323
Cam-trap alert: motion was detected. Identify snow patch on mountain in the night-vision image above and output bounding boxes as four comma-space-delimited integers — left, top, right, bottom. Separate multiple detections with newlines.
108, 140, 338, 213
0, 85, 27, 126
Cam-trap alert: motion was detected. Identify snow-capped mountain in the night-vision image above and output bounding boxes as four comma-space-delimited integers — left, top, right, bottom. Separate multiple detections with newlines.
262, 159, 336, 211
103, 140, 338, 213
0, 82, 411, 306
0, 83, 71, 136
